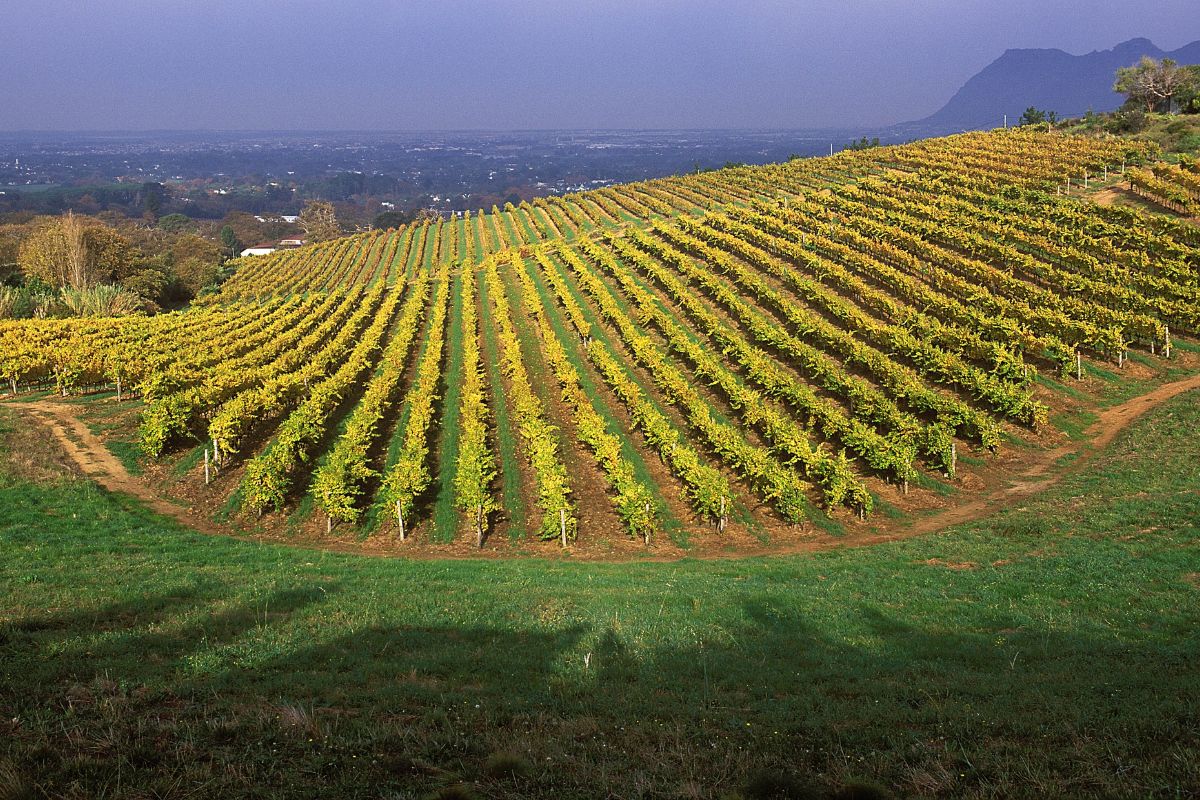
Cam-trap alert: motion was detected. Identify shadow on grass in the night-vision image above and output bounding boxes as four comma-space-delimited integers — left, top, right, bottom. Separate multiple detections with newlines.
2, 578, 1194, 799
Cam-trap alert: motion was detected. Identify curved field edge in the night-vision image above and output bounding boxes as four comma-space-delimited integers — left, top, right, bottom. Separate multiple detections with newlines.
1, 394, 1198, 799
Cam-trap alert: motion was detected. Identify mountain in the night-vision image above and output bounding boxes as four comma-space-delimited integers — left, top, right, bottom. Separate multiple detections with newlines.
894, 37, 1200, 136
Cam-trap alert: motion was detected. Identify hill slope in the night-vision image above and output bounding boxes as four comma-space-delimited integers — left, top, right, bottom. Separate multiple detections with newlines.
901, 37, 1200, 135
4, 130, 1200, 556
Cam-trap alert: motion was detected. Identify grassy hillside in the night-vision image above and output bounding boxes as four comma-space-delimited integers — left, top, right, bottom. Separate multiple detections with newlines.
1, 386, 1198, 798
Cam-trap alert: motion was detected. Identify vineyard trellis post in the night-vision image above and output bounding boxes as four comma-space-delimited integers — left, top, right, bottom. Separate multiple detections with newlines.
396, 501, 406, 541
204, 448, 210, 485
560, 508, 567, 547
1076, 351, 1083, 380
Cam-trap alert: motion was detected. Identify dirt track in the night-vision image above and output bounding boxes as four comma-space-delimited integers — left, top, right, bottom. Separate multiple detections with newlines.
8, 370, 1200, 560
798, 370, 1200, 554
10, 401, 221, 535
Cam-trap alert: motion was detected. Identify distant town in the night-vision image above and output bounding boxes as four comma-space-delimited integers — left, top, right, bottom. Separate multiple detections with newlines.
0, 129, 861, 229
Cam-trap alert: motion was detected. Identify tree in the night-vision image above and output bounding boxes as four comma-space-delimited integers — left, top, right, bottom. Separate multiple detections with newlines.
219, 225, 242, 258
1018, 107, 1058, 126
141, 182, 164, 217
157, 213, 193, 233
169, 233, 223, 297
297, 200, 340, 242
1115, 57, 1190, 113
373, 210, 409, 230
1176, 65, 1200, 114
18, 213, 134, 289
846, 136, 881, 151
1018, 107, 1044, 125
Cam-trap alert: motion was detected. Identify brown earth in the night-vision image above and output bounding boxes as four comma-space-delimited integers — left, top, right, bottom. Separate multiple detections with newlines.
9, 401, 222, 535
7, 367, 1200, 562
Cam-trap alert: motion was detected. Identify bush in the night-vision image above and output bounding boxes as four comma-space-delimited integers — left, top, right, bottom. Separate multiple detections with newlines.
58, 285, 146, 317
1105, 110, 1148, 134
1177, 133, 1200, 152
0, 281, 60, 319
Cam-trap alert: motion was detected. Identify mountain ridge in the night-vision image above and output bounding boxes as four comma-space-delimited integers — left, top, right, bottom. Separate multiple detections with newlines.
892, 37, 1200, 136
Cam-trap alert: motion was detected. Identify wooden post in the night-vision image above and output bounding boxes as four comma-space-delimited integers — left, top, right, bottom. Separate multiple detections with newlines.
397, 501, 405, 541
116, 376, 122, 403
1165, 327, 1171, 359
950, 443, 957, 478
204, 449, 210, 485
476, 505, 484, 548
212, 440, 220, 470
326, 515, 332, 534
1076, 351, 1082, 380
718, 497, 727, 533
644, 503, 651, 545
1103, 165, 1108, 180
560, 508, 567, 547
1083, 170, 1089, 189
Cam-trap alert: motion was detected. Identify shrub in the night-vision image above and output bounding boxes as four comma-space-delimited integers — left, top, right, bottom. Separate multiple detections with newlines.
58, 284, 146, 317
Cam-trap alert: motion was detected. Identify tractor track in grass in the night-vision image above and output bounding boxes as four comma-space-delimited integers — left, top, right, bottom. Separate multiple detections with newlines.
7, 369, 1200, 560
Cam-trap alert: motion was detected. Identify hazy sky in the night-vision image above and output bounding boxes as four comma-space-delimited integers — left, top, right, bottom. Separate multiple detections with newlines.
2, 1, 1198, 130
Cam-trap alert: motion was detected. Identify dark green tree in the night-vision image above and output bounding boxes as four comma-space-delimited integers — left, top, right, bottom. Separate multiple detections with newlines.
846, 136, 881, 151
219, 225, 242, 258
1018, 107, 1058, 126
141, 182, 163, 216
1177, 65, 1200, 114
372, 211, 410, 229
157, 213, 192, 233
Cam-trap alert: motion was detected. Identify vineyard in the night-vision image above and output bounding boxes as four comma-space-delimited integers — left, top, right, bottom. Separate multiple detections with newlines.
4, 129, 1200, 552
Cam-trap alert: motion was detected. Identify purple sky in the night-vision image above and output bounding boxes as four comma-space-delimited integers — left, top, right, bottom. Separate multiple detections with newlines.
2, 0, 1197, 130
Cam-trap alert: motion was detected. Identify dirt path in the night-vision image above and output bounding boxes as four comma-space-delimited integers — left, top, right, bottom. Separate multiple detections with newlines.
8, 370, 1200, 560
9, 401, 222, 535
796, 370, 1200, 555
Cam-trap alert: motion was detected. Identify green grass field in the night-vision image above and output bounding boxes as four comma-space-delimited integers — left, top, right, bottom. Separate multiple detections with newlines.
1, 391, 1198, 799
